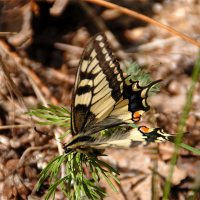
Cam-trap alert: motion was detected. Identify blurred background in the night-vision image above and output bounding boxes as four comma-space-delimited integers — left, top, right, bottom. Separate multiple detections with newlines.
0, 0, 200, 199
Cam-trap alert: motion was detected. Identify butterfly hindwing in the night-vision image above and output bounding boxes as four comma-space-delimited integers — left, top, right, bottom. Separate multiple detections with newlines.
65, 126, 173, 150
90, 82, 156, 132
99, 126, 173, 148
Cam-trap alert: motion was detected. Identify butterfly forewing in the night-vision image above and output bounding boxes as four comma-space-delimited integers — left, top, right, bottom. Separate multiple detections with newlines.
71, 33, 124, 135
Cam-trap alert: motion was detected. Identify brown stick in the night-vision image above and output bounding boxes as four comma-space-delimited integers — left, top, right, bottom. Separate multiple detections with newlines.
84, 0, 200, 48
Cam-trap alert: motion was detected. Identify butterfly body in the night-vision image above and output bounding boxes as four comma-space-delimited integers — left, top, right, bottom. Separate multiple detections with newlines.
64, 33, 173, 155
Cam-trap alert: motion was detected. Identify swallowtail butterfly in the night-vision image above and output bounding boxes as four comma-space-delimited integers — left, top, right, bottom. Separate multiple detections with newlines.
64, 33, 173, 154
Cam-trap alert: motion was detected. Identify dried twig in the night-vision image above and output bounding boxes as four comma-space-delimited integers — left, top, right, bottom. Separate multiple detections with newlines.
0, 41, 65, 177
84, 0, 200, 48
0, 124, 32, 130
50, 0, 69, 16
8, 3, 32, 47
80, 1, 129, 60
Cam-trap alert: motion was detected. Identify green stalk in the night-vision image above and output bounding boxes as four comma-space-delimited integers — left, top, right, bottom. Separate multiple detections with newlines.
163, 52, 200, 200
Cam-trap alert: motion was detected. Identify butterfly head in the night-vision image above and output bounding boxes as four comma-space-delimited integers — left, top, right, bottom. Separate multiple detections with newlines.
64, 147, 73, 155
64, 134, 97, 154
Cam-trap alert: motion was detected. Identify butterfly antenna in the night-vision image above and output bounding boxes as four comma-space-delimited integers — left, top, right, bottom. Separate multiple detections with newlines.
34, 126, 68, 151
147, 79, 162, 88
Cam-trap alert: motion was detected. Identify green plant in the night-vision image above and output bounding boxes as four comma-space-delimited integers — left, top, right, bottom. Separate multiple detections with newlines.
28, 60, 200, 199
29, 104, 119, 199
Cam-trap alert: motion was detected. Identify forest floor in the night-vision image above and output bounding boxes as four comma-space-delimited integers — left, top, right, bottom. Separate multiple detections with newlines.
0, 0, 200, 200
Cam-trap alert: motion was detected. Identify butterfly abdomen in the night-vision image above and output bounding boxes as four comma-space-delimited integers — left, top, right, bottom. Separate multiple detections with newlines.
64, 135, 96, 152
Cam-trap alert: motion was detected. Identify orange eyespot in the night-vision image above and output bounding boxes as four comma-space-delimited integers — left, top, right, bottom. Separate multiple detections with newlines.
133, 112, 141, 122
140, 126, 150, 133
133, 117, 140, 122
134, 112, 141, 118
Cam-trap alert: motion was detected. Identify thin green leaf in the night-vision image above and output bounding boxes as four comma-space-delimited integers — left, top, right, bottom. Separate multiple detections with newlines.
179, 143, 200, 155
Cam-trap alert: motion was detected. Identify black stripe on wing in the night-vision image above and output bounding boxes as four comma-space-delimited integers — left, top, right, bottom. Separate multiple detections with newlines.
123, 80, 161, 122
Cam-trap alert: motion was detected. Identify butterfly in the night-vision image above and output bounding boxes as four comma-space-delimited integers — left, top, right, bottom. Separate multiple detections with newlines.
64, 33, 173, 155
